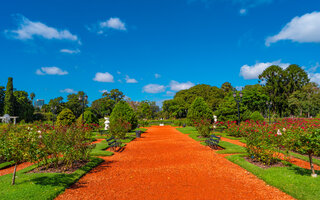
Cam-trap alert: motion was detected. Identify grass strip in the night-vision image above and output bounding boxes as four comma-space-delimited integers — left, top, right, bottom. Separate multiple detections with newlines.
0, 157, 104, 200
176, 127, 246, 154
213, 132, 247, 143
0, 161, 15, 170
90, 128, 147, 156
226, 154, 320, 200
90, 140, 114, 157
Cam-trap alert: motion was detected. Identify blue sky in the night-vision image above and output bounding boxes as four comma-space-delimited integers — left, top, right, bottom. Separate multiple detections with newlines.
1, 0, 320, 106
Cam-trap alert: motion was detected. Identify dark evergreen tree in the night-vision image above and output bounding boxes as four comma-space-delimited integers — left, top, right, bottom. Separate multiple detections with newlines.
0, 86, 5, 115
4, 77, 14, 115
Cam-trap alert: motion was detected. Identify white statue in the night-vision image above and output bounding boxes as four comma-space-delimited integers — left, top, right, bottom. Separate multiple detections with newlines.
213, 115, 217, 123
104, 117, 110, 130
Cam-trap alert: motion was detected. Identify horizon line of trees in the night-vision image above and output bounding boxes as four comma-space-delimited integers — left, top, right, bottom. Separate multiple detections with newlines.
1, 64, 318, 124
163, 64, 320, 122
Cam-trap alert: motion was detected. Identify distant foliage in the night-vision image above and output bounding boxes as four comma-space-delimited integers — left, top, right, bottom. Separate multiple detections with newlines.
250, 111, 264, 122
56, 108, 75, 126
77, 110, 99, 125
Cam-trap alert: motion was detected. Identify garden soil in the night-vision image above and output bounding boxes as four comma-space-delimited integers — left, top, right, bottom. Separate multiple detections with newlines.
56, 126, 293, 200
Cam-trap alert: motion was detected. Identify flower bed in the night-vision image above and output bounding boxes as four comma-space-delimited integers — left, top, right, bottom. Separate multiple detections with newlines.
223, 118, 320, 175
0, 123, 96, 184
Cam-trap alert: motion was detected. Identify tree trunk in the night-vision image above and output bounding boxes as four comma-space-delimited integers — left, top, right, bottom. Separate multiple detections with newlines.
308, 153, 316, 177
11, 163, 17, 185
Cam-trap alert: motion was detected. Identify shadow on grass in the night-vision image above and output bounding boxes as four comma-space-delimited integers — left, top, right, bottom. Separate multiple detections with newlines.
30, 173, 77, 187
289, 165, 318, 176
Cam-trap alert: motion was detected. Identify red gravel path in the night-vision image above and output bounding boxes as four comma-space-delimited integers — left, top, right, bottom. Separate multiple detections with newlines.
56, 126, 293, 200
0, 162, 33, 176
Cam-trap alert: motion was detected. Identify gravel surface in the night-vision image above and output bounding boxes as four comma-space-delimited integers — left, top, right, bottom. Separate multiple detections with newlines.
56, 126, 294, 200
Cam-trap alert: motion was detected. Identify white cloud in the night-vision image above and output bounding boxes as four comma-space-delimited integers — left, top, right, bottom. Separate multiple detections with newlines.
5, 15, 79, 43
309, 73, 320, 85
239, 9, 247, 15
89, 17, 127, 35
60, 88, 77, 93
99, 89, 108, 93
155, 73, 161, 79
170, 80, 195, 91
100, 17, 126, 31
125, 75, 138, 83
93, 72, 114, 82
36, 66, 68, 75
60, 49, 80, 54
165, 91, 176, 96
143, 84, 166, 94
240, 61, 290, 79
266, 11, 320, 46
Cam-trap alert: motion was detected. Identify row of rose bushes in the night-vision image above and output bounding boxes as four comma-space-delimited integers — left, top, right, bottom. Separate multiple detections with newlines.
222, 119, 320, 174
0, 123, 99, 172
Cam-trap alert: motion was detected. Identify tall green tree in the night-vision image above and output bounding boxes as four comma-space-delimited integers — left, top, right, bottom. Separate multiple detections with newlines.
259, 65, 287, 117
4, 77, 15, 115
48, 96, 65, 114
14, 91, 34, 122
187, 97, 213, 124
30, 92, 35, 106
103, 89, 124, 103
0, 86, 5, 115
110, 101, 138, 132
175, 84, 224, 111
65, 91, 87, 118
136, 101, 152, 120
242, 84, 269, 115
284, 64, 309, 96
215, 92, 250, 122
221, 82, 234, 96
288, 82, 320, 117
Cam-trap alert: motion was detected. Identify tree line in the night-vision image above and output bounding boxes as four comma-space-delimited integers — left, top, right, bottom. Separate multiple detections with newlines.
0, 78, 160, 123
162, 64, 320, 121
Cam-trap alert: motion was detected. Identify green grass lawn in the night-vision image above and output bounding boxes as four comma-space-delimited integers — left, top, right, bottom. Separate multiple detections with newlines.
227, 154, 320, 200
176, 127, 246, 154
0, 157, 104, 200
0, 161, 15, 170
213, 131, 247, 143
90, 128, 147, 156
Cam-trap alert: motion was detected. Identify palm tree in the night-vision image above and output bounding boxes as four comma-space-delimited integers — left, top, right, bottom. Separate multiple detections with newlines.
30, 92, 35, 107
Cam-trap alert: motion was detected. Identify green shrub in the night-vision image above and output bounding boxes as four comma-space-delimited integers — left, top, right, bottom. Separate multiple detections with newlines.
109, 118, 131, 139
138, 120, 149, 127
187, 97, 213, 125
77, 110, 99, 125
250, 111, 264, 122
110, 101, 138, 130
194, 119, 212, 137
56, 108, 75, 126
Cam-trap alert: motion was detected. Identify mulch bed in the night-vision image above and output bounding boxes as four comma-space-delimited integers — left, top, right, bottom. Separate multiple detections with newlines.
28, 160, 89, 174
244, 157, 286, 169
